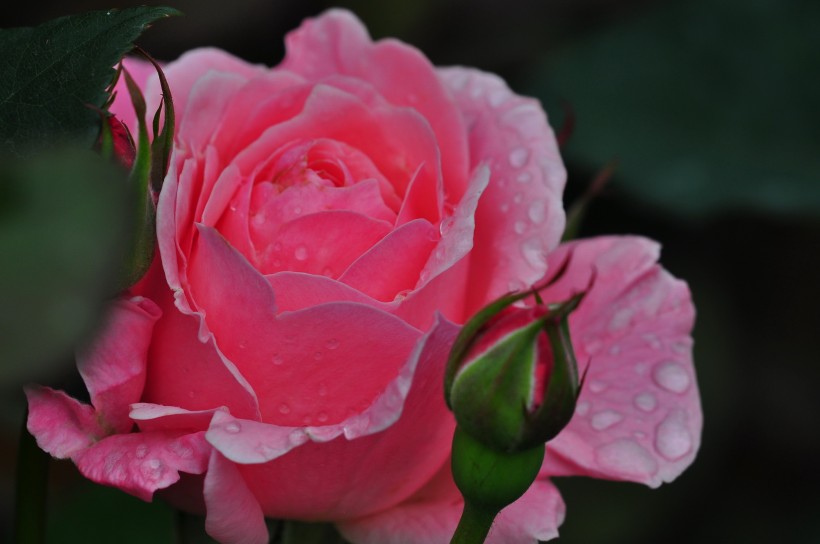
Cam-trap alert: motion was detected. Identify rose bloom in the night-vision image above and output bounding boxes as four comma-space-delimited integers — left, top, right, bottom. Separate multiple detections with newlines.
26, 10, 701, 544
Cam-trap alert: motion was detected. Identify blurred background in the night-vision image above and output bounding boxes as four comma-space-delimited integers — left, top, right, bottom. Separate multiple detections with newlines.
2, 0, 819, 542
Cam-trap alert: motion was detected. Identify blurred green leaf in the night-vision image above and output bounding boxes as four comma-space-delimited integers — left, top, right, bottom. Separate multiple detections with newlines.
0, 149, 129, 384
530, 0, 820, 216
0, 6, 180, 155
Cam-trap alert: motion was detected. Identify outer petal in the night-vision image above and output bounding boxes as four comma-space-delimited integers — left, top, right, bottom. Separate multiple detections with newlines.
438, 67, 566, 315
76, 296, 161, 433
25, 386, 104, 458
541, 236, 701, 488
204, 451, 269, 544
338, 461, 565, 544
73, 431, 211, 502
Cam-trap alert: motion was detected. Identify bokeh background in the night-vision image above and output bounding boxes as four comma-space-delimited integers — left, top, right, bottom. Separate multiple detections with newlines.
2, 0, 819, 542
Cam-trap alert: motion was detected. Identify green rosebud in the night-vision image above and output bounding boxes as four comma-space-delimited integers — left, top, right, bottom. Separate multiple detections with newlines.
445, 289, 584, 454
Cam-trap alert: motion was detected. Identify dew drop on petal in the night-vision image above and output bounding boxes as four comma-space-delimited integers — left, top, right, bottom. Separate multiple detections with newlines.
224, 422, 242, 434
517, 171, 532, 183
513, 192, 524, 204
317, 412, 329, 423
521, 238, 546, 269
439, 217, 455, 236
500, 203, 510, 213
135, 445, 148, 459
652, 360, 691, 394
575, 400, 591, 416
514, 221, 527, 235
589, 380, 607, 394
655, 411, 693, 460
591, 409, 624, 430
508, 148, 530, 168
278, 403, 291, 415
294, 246, 308, 261
313, 351, 323, 361
325, 339, 340, 350
633, 392, 657, 412
528, 201, 546, 224
272, 354, 284, 366
595, 439, 658, 478
318, 382, 328, 397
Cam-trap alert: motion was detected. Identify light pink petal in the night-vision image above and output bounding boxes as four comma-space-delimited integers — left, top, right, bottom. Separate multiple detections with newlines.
209, 317, 459, 520
540, 236, 701, 488
140, 276, 260, 421
76, 296, 161, 433
130, 403, 226, 433
74, 431, 210, 502
177, 71, 249, 152
233, 84, 442, 223
339, 218, 439, 301
25, 386, 103, 459
282, 9, 469, 200
204, 451, 268, 544
438, 67, 566, 315
338, 463, 564, 544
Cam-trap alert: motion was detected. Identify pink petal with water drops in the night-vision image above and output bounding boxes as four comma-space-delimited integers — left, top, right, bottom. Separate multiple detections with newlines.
540, 236, 701, 488
130, 403, 227, 433
266, 272, 393, 313
203, 451, 269, 544
76, 296, 161, 433
188, 225, 421, 425
281, 9, 469, 201
74, 431, 211, 502
25, 386, 104, 459
438, 67, 566, 315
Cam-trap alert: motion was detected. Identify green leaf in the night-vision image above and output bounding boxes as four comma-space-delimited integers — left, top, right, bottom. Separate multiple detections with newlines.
0, 6, 180, 156
530, 0, 820, 216
0, 149, 130, 384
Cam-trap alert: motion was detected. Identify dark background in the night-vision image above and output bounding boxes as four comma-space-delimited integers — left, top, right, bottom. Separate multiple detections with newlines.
2, 1, 819, 542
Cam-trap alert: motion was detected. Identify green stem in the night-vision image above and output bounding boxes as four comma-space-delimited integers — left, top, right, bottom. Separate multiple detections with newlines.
450, 501, 497, 544
13, 408, 49, 544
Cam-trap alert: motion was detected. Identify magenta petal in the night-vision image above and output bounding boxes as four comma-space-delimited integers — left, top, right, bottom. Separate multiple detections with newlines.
541, 236, 701, 487
439, 67, 566, 314
74, 431, 210, 502
76, 296, 161, 433
266, 272, 392, 312
488, 480, 565, 543
204, 451, 269, 544
25, 386, 103, 459
130, 403, 227, 433
110, 56, 156, 136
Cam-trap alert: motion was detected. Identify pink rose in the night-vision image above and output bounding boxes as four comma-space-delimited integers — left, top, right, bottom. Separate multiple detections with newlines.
26, 10, 701, 544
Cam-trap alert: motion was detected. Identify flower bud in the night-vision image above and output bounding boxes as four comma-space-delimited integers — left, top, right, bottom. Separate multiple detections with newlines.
445, 289, 584, 453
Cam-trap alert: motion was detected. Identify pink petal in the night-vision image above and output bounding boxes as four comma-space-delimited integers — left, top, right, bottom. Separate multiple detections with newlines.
209, 317, 459, 520
76, 296, 161, 433
177, 71, 249, 151
438, 67, 566, 315
189, 225, 422, 424
25, 386, 103, 459
266, 272, 392, 312
74, 431, 210, 502
541, 236, 701, 488
204, 451, 269, 544
339, 218, 439, 301
281, 9, 469, 200
338, 461, 564, 544
130, 403, 226, 433
109, 56, 156, 136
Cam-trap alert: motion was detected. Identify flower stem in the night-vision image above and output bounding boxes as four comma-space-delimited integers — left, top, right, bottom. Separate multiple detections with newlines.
13, 408, 49, 544
449, 501, 497, 544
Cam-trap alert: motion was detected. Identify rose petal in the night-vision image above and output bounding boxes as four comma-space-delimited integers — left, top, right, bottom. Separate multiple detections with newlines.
439, 67, 566, 314
76, 296, 161, 433
203, 451, 269, 544
74, 431, 210, 502
178, 71, 248, 151
130, 403, 227, 433
266, 272, 392, 312
109, 56, 156, 136
25, 386, 103, 459
282, 9, 469, 201
339, 218, 439, 301
540, 236, 701, 488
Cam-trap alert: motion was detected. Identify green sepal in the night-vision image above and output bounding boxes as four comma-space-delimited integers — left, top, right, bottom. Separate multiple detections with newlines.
135, 46, 175, 193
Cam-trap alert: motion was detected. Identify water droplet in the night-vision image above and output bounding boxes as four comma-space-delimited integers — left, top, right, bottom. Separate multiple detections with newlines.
278, 403, 291, 414
470, 85, 483, 98
672, 341, 690, 354
527, 201, 546, 224
239, 340, 247, 349
521, 238, 546, 269
514, 221, 527, 235
517, 171, 532, 183
317, 412, 329, 423
513, 192, 524, 204
589, 380, 607, 393
435, 248, 445, 260
500, 203, 510, 213
634, 362, 649, 375
224, 422, 241, 434
318, 382, 328, 397
272, 354, 284, 365
595, 439, 658, 478
135, 445, 148, 459
508, 148, 530, 168
507, 280, 524, 292
652, 361, 690, 394
313, 351, 323, 361
147, 458, 162, 470
302, 415, 313, 425
294, 246, 308, 261
439, 217, 455, 236
655, 412, 693, 460
252, 214, 265, 227
575, 400, 591, 416
293, 206, 302, 215
585, 339, 603, 355
608, 308, 633, 332
609, 344, 622, 356
325, 339, 340, 350
633, 392, 657, 412
642, 333, 662, 350
591, 410, 624, 431
187, 390, 195, 399
488, 89, 508, 107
